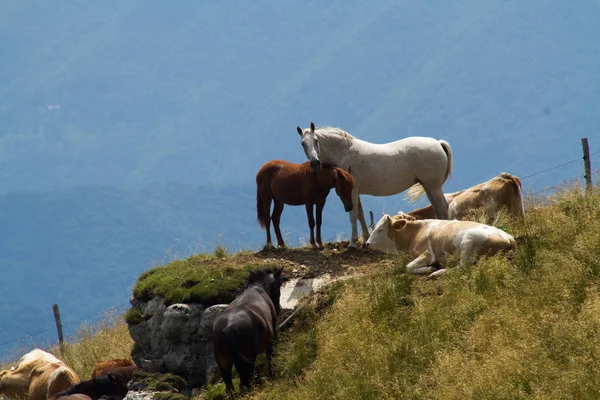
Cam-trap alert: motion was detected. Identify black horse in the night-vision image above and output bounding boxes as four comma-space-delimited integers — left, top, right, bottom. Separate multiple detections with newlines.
212, 267, 284, 397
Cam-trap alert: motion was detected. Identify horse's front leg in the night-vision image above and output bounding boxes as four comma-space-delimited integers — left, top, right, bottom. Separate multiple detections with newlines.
315, 200, 325, 248
357, 197, 371, 242
305, 203, 316, 248
266, 341, 275, 379
348, 189, 360, 248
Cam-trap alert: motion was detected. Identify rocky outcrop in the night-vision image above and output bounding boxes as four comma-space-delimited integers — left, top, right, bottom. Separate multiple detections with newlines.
128, 296, 227, 388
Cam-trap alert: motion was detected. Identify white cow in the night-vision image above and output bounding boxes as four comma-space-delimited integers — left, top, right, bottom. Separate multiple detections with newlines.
365, 213, 516, 277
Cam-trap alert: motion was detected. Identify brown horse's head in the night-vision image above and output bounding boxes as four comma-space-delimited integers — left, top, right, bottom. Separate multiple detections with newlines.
334, 166, 354, 212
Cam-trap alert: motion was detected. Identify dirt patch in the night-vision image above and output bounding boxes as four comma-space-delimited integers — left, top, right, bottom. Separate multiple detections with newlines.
254, 241, 390, 280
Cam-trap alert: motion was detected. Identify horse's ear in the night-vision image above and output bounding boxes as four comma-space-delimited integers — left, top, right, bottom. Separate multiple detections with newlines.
107, 372, 124, 384
296, 126, 303, 136
348, 166, 352, 174
275, 266, 284, 277
310, 122, 315, 132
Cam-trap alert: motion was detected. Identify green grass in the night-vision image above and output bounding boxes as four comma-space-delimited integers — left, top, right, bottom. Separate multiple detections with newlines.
248, 185, 600, 400
131, 370, 188, 392
131, 252, 279, 306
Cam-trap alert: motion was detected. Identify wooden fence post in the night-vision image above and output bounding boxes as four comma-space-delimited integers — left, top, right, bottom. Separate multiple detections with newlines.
582, 138, 592, 192
52, 304, 65, 355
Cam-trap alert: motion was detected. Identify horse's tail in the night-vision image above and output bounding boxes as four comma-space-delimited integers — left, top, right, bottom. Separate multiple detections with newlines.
439, 140, 453, 184
224, 325, 254, 374
406, 139, 453, 203
256, 188, 267, 229
501, 172, 525, 220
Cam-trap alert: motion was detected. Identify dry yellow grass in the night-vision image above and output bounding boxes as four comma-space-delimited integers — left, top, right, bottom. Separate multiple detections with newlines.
1, 309, 133, 380
4, 182, 600, 400
249, 184, 600, 400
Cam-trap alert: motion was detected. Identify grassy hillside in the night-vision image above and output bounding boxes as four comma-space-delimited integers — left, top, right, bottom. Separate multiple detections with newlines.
239, 186, 600, 399
5, 185, 599, 399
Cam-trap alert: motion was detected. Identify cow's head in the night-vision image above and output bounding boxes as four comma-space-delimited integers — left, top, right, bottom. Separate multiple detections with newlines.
365, 213, 404, 253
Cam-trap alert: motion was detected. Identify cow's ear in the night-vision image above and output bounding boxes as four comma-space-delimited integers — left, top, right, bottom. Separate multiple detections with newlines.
392, 219, 407, 231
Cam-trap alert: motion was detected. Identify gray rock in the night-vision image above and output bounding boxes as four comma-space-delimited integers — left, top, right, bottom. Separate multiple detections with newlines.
127, 300, 228, 388
124, 390, 159, 400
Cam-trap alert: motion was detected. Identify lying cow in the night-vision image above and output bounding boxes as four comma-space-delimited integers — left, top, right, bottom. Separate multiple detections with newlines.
0, 348, 80, 400
52, 372, 128, 400
406, 172, 525, 223
365, 213, 517, 277
91, 359, 135, 379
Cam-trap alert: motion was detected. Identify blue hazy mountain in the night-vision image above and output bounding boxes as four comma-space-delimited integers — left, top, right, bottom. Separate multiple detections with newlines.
0, 1, 598, 356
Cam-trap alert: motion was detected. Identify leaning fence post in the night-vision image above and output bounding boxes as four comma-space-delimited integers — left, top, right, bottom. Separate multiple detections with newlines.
581, 138, 592, 192
52, 304, 65, 355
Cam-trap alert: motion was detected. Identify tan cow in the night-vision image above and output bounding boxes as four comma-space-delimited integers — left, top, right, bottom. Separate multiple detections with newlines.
406, 172, 525, 223
0, 348, 80, 400
365, 213, 516, 277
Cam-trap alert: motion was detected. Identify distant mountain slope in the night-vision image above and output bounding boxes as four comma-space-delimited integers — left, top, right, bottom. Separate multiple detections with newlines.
1, 1, 597, 194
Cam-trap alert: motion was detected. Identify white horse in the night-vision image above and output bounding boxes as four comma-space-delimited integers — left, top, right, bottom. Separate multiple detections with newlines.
296, 122, 453, 247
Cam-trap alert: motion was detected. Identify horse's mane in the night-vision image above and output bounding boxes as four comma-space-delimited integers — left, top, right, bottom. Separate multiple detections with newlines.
315, 126, 354, 145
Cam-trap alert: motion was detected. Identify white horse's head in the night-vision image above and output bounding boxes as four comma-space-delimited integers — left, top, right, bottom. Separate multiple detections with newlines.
296, 122, 321, 170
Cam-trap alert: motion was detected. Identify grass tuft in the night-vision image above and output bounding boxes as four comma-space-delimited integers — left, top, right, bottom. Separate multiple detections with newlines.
249, 185, 600, 400
131, 253, 279, 306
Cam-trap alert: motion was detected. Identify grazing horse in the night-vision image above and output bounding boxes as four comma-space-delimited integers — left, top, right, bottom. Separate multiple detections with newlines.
297, 122, 453, 248
256, 159, 354, 248
212, 267, 284, 398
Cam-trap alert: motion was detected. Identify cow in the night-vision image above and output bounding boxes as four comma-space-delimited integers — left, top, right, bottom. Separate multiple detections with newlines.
0, 348, 80, 400
52, 372, 128, 400
90, 359, 135, 379
406, 172, 525, 223
365, 213, 517, 277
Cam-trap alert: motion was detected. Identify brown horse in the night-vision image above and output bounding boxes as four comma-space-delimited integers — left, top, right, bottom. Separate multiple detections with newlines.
212, 267, 284, 398
256, 160, 354, 248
